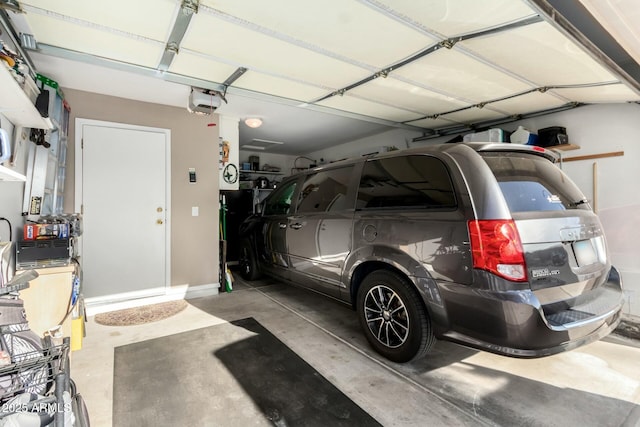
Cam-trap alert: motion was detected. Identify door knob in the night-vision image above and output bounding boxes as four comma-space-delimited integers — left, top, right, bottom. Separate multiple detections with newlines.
157, 219, 164, 225
157, 207, 163, 212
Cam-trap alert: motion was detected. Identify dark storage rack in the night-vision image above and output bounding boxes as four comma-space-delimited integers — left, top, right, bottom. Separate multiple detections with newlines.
0, 339, 70, 426
0, 278, 85, 426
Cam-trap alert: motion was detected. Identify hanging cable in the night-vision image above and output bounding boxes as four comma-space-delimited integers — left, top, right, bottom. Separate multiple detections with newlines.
0, 217, 12, 242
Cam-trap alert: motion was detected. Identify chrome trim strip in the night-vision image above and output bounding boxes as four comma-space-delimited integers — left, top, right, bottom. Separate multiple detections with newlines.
547, 302, 624, 331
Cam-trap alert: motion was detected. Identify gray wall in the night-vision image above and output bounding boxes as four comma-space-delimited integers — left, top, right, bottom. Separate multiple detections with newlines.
64, 88, 220, 288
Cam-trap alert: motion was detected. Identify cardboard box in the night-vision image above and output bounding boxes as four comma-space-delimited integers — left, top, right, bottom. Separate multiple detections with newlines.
23, 223, 69, 240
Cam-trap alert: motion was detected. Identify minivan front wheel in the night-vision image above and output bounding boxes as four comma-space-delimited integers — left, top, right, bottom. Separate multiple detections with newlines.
239, 239, 261, 281
357, 270, 434, 363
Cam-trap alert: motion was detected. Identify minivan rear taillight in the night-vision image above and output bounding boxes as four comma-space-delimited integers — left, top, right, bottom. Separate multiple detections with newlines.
468, 220, 528, 282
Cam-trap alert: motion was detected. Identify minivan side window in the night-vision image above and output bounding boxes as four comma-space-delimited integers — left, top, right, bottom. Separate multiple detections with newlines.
296, 166, 354, 213
356, 156, 456, 209
263, 180, 297, 215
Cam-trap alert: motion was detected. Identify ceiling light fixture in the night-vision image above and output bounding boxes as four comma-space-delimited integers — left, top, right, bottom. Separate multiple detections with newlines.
244, 118, 263, 128
252, 138, 284, 145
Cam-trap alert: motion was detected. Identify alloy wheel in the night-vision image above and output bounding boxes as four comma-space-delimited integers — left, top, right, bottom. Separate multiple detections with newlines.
363, 284, 409, 348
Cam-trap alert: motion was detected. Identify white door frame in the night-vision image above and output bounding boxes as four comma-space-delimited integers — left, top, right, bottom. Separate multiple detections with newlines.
75, 118, 172, 302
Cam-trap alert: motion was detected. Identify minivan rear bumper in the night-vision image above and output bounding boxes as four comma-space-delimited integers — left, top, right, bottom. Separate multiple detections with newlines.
434, 268, 624, 358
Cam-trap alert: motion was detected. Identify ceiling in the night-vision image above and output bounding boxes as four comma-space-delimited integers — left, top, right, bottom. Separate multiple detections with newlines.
3, 0, 640, 155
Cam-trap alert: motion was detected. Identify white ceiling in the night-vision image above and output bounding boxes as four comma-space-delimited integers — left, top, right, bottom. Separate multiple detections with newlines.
6, 0, 640, 154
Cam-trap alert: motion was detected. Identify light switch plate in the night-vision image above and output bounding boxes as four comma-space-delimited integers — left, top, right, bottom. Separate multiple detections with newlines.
192, 206, 199, 216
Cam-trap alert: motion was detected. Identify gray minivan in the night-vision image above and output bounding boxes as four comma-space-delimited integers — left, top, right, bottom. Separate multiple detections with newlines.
238, 143, 623, 363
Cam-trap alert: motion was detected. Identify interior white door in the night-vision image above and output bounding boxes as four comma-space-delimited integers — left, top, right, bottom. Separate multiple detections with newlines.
81, 123, 168, 299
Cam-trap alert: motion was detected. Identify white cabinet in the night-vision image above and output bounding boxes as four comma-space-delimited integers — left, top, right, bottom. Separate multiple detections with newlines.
0, 63, 52, 183
0, 62, 51, 129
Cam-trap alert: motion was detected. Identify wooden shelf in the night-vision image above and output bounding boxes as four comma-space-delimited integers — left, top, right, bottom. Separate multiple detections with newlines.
239, 181, 275, 188
0, 164, 26, 181
0, 65, 52, 129
240, 170, 283, 175
551, 144, 580, 151
561, 150, 624, 163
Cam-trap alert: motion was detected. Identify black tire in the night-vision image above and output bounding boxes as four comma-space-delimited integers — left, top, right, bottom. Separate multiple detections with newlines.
356, 270, 435, 363
239, 238, 261, 281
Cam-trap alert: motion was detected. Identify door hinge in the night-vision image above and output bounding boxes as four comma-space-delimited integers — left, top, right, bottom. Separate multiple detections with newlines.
80, 204, 84, 214
81, 139, 84, 149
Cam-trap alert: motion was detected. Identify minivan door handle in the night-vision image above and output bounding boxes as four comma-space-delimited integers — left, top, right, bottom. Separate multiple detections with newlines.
289, 223, 303, 230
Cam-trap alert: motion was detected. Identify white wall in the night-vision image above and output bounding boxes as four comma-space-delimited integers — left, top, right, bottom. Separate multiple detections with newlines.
500, 103, 640, 317
312, 103, 640, 316
308, 128, 422, 164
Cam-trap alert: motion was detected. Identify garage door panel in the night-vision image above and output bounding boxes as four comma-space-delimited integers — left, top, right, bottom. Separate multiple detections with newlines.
350, 77, 469, 116
395, 49, 533, 101
461, 22, 617, 86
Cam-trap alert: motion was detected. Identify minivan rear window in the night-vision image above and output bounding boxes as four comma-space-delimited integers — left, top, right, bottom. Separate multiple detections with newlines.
481, 152, 590, 212
357, 155, 456, 210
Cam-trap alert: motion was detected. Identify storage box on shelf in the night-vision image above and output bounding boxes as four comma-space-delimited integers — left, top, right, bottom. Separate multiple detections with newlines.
463, 128, 508, 143
35, 74, 66, 130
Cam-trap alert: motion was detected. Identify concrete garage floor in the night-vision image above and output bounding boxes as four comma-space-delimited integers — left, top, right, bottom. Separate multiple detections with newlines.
72, 278, 640, 426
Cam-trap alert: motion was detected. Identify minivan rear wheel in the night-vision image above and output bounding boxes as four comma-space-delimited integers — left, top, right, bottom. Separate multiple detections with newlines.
239, 239, 261, 281
357, 270, 434, 363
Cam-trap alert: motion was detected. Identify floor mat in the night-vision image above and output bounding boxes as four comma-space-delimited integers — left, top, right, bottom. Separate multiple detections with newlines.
95, 300, 188, 326
113, 317, 381, 426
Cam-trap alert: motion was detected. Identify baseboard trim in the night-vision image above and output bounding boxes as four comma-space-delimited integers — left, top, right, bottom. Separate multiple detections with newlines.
85, 283, 220, 316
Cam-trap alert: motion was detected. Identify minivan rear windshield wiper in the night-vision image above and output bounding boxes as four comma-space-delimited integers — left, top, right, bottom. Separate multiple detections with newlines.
569, 198, 589, 207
